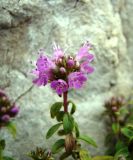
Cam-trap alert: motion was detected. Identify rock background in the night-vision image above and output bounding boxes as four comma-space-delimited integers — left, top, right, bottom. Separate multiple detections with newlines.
0, 0, 133, 159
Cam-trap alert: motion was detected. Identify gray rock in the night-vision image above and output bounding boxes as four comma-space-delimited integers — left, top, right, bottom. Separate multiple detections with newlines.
0, 0, 133, 159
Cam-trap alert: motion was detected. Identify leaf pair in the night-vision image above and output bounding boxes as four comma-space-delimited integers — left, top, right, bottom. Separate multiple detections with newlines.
50, 102, 63, 119
46, 113, 75, 139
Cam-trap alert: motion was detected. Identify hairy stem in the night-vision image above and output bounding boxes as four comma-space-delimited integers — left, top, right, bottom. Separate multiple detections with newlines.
63, 92, 68, 112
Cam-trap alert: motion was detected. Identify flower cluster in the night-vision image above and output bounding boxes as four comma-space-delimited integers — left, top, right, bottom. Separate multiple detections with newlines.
32, 42, 94, 95
104, 96, 125, 122
0, 90, 19, 128
105, 96, 125, 112
29, 147, 53, 160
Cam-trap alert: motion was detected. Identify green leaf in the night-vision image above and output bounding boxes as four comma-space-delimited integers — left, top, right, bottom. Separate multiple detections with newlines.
126, 124, 133, 130
92, 156, 114, 160
57, 129, 66, 136
119, 108, 129, 115
128, 101, 133, 105
121, 127, 133, 138
115, 141, 126, 152
74, 122, 80, 137
114, 112, 120, 117
46, 123, 62, 139
56, 111, 65, 122
63, 113, 74, 133
68, 100, 76, 115
3, 157, 15, 160
112, 123, 120, 134
60, 152, 71, 160
0, 139, 5, 150
105, 133, 114, 145
6, 122, 16, 138
114, 147, 129, 159
78, 135, 97, 148
50, 102, 63, 119
52, 139, 65, 154
79, 149, 91, 160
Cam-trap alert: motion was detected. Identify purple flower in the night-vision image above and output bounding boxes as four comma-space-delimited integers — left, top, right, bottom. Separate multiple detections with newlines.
10, 106, 19, 117
32, 53, 56, 87
76, 42, 94, 62
80, 61, 94, 74
50, 80, 68, 95
36, 55, 55, 72
1, 114, 10, 123
32, 42, 95, 94
53, 43, 64, 60
68, 72, 87, 89
33, 72, 48, 86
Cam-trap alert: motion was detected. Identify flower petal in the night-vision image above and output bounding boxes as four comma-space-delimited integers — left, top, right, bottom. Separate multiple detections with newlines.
81, 62, 94, 74
53, 43, 64, 60
33, 73, 48, 86
68, 72, 87, 89
76, 42, 94, 62
50, 79, 68, 95
36, 54, 55, 72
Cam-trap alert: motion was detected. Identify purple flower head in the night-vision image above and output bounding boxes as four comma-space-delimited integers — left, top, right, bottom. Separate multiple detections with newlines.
50, 80, 68, 95
68, 72, 87, 89
76, 42, 94, 62
1, 114, 10, 123
10, 106, 19, 117
80, 61, 94, 74
53, 43, 64, 61
32, 42, 94, 95
33, 72, 48, 86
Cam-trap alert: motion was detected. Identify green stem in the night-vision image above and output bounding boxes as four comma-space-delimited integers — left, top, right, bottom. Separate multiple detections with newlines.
0, 139, 3, 160
115, 115, 120, 140
63, 92, 68, 113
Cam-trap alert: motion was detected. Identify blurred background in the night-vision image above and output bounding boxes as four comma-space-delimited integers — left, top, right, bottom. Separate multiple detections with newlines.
0, 0, 133, 159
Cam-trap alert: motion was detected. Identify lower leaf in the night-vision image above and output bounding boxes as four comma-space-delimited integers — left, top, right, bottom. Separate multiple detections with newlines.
52, 139, 65, 154
78, 135, 97, 148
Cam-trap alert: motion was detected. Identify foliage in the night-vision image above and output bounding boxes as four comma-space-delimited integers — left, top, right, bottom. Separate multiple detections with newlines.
46, 100, 97, 160
0, 89, 19, 160
103, 96, 133, 159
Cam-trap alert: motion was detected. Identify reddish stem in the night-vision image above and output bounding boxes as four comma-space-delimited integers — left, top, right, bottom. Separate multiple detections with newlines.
63, 92, 68, 112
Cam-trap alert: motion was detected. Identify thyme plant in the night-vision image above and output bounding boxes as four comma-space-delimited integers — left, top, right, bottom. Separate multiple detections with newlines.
31, 42, 97, 159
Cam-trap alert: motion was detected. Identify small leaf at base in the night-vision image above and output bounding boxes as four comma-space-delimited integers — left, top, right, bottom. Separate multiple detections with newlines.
78, 135, 97, 148
46, 123, 62, 139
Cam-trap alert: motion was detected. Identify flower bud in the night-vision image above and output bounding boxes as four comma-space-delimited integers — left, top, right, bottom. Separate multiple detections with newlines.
0, 90, 7, 97
67, 59, 75, 68
112, 106, 118, 112
57, 58, 63, 64
117, 96, 125, 106
60, 67, 66, 74
10, 106, 19, 117
75, 61, 80, 68
1, 114, 10, 123
0, 107, 7, 113
111, 97, 117, 106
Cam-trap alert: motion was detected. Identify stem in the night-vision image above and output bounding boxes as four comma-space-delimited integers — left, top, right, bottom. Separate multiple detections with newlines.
63, 92, 68, 112
0, 137, 3, 160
